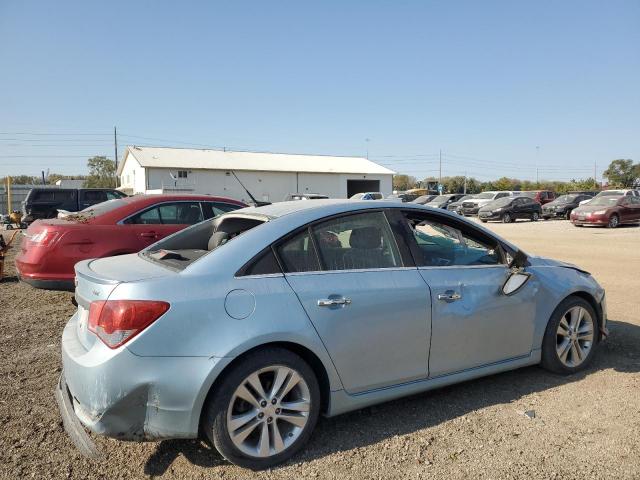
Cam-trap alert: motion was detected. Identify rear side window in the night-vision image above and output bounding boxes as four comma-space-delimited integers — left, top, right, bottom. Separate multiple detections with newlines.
311, 212, 401, 271
125, 202, 203, 225
83, 191, 107, 202
237, 249, 281, 276
277, 229, 321, 273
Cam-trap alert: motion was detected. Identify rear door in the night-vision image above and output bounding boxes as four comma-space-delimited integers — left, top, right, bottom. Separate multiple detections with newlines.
121, 201, 204, 249
400, 209, 537, 377
280, 210, 431, 394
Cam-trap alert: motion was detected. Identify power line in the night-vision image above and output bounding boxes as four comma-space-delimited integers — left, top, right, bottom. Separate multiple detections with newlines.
0, 132, 111, 136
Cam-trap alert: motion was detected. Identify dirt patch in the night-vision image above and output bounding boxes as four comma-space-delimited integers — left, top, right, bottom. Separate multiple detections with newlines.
1, 221, 639, 479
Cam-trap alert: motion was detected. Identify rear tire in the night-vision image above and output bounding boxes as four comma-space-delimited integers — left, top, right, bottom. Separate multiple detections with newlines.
541, 296, 598, 375
564, 209, 572, 220
203, 348, 320, 470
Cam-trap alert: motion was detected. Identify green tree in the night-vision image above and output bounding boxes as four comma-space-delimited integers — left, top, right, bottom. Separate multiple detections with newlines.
0, 175, 40, 185
392, 174, 417, 191
603, 159, 636, 187
85, 156, 116, 188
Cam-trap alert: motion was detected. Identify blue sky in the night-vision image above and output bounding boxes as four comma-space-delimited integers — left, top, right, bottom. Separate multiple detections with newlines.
1, 0, 638, 182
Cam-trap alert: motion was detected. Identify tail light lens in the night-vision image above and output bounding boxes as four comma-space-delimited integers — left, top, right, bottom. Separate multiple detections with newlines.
29, 230, 59, 246
88, 300, 170, 349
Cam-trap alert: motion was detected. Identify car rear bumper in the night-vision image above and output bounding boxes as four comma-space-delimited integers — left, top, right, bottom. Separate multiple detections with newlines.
17, 273, 74, 291
58, 313, 223, 450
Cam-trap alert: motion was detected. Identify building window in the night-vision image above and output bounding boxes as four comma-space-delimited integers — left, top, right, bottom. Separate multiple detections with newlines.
178, 170, 188, 178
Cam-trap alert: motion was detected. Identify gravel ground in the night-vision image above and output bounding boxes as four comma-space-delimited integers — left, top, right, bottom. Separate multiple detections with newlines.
1, 219, 639, 479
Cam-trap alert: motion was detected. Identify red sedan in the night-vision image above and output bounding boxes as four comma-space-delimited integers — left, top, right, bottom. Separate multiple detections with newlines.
15, 194, 245, 290
570, 195, 640, 228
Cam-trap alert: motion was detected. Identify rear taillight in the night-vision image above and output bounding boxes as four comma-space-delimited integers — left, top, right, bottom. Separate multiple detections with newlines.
29, 230, 59, 246
88, 300, 170, 349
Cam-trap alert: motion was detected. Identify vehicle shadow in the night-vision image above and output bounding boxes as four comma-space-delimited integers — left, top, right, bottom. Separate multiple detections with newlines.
143, 318, 639, 474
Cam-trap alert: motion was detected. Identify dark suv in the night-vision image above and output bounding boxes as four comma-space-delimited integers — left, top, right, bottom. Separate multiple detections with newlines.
478, 196, 542, 223
22, 188, 126, 223
542, 193, 596, 220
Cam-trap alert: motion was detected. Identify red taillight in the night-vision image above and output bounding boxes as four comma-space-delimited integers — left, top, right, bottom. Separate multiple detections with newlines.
28, 230, 59, 246
88, 300, 170, 349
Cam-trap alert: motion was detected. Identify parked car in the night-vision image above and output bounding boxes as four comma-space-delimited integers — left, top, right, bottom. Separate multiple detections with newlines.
57, 199, 607, 469
446, 194, 476, 214
284, 193, 329, 201
425, 193, 467, 209
349, 192, 383, 200
520, 190, 556, 205
386, 192, 419, 202
22, 187, 127, 224
578, 189, 639, 206
460, 191, 516, 216
570, 195, 640, 228
15, 194, 245, 290
405, 188, 431, 197
411, 194, 438, 205
478, 196, 542, 223
542, 194, 594, 220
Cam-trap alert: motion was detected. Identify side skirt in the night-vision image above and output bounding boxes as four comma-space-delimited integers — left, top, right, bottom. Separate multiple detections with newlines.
326, 350, 541, 417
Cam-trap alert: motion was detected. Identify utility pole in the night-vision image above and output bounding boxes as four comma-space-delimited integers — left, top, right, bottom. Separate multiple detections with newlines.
463, 171, 467, 194
439, 149, 442, 191
535, 146, 540, 186
594, 161, 597, 189
365, 138, 370, 159
114, 126, 118, 187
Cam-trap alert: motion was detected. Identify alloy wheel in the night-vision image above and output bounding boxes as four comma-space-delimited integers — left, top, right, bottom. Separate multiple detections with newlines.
502, 213, 512, 223
608, 215, 619, 228
556, 306, 594, 368
226, 365, 311, 458
531, 212, 539, 221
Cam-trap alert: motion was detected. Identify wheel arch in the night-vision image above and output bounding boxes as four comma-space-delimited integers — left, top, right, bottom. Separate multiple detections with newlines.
556, 291, 604, 342
197, 341, 332, 432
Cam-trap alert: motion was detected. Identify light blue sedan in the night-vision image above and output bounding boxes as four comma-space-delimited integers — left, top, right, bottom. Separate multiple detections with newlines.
56, 200, 608, 469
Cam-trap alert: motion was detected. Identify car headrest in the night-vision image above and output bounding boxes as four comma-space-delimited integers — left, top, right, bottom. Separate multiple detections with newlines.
349, 226, 382, 249
208, 231, 230, 251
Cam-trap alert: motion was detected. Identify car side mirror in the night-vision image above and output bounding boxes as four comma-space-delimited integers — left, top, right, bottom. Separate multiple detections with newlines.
503, 249, 530, 295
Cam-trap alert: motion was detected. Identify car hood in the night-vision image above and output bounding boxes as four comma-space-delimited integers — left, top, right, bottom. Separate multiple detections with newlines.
527, 255, 590, 274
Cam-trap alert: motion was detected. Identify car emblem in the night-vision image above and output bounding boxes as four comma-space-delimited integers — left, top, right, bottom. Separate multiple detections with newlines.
92, 289, 100, 296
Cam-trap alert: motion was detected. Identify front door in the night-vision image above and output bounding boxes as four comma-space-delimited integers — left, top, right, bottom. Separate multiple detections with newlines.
279, 211, 431, 394
401, 210, 537, 377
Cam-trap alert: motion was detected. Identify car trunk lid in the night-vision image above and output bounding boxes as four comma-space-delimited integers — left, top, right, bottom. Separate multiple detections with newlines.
73, 254, 175, 350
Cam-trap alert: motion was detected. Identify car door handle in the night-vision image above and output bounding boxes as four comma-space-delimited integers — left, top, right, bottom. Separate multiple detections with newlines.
317, 297, 352, 307
438, 291, 462, 301
140, 232, 158, 239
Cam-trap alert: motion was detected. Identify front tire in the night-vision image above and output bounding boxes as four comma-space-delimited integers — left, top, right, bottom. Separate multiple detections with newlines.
204, 348, 320, 470
607, 214, 619, 228
501, 213, 512, 223
531, 212, 540, 222
541, 296, 598, 374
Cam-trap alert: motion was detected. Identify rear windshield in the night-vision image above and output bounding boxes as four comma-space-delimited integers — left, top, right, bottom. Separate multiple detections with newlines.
555, 195, 578, 203
30, 189, 75, 202
61, 199, 128, 222
141, 213, 268, 271
487, 197, 513, 207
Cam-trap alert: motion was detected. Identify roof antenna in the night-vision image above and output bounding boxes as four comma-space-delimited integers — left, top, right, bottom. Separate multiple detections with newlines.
230, 171, 270, 206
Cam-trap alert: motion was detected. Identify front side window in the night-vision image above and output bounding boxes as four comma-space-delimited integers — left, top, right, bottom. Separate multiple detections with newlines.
311, 211, 401, 271
83, 191, 107, 203
404, 213, 502, 267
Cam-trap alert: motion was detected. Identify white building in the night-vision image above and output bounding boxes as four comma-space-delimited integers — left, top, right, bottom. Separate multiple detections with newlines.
117, 146, 394, 203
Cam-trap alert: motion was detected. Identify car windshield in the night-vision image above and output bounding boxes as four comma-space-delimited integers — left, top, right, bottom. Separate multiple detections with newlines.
555, 194, 578, 203
350, 193, 365, 200
519, 192, 537, 198
587, 196, 621, 206
598, 191, 624, 196
428, 195, 449, 203
487, 197, 513, 208
475, 192, 498, 199
457, 195, 474, 202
